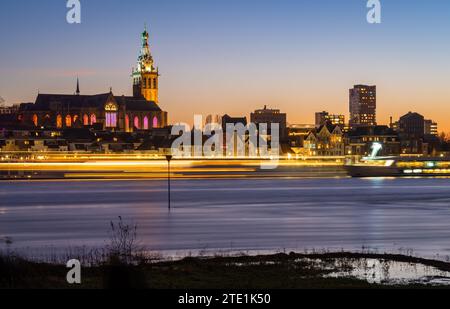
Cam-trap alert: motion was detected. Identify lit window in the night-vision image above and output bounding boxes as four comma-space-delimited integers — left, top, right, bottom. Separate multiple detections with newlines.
65, 115, 72, 127
32, 114, 38, 127
143, 116, 149, 130
90, 114, 97, 125
83, 114, 89, 126
56, 115, 62, 128
106, 112, 117, 128
125, 115, 130, 131
134, 116, 140, 129
153, 116, 158, 128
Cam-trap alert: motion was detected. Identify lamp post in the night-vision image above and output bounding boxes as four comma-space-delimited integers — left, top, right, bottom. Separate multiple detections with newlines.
165, 154, 173, 211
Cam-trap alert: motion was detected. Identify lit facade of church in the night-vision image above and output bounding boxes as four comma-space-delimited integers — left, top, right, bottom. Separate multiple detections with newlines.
18, 27, 168, 132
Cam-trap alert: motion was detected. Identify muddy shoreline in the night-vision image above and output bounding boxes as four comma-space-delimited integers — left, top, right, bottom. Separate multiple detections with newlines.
2, 251, 450, 289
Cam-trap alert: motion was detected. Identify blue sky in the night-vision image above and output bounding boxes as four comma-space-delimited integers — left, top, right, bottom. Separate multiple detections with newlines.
1, 0, 450, 129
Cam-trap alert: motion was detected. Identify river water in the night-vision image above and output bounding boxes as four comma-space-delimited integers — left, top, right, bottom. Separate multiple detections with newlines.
1, 177, 450, 260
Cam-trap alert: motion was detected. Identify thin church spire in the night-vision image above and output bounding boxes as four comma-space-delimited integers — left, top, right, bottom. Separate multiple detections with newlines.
76, 77, 80, 95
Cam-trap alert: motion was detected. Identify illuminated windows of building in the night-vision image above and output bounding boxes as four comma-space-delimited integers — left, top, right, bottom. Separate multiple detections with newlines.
65, 115, 72, 127
56, 115, 62, 128
105, 103, 118, 128
106, 113, 117, 128
83, 114, 89, 126
132, 26, 159, 103
125, 115, 130, 131
349, 85, 377, 128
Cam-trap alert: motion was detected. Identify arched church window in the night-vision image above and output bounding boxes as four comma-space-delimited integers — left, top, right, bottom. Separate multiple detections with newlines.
106, 112, 117, 128
125, 115, 130, 131
56, 115, 62, 128
153, 78, 157, 89
105, 103, 118, 128
153, 116, 158, 128
148, 78, 152, 89
143, 116, 149, 130
32, 114, 38, 127
90, 114, 97, 125
65, 115, 72, 127
134, 116, 140, 129
83, 114, 89, 126
143, 78, 147, 89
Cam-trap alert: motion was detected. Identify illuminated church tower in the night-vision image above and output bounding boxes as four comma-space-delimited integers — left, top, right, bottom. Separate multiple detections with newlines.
132, 26, 159, 103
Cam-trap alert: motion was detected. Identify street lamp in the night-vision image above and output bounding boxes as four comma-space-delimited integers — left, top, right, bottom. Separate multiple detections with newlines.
165, 154, 173, 211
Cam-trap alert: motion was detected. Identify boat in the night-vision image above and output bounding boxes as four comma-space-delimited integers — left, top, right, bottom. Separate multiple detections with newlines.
345, 143, 450, 177
346, 156, 450, 178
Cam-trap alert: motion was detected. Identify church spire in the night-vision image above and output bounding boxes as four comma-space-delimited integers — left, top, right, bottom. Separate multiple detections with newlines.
76, 77, 80, 95
138, 24, 155, 73
132, 25, 159, 103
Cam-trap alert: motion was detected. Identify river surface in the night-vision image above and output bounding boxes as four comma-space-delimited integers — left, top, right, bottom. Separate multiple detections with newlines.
1, 178, 450, 260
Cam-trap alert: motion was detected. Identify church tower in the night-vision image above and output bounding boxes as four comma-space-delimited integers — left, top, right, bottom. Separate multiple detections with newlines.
132, 25, 159, 103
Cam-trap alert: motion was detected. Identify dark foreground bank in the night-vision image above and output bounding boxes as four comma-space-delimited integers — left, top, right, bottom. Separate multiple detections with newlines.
2, 252, 450, 289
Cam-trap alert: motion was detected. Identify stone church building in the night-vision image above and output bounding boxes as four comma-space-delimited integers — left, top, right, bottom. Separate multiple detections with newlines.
18, 27, 168, 132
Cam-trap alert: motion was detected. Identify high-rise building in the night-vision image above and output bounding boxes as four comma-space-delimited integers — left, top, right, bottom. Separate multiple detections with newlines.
349, 85, 376, 128
315, 111, 345, 128
424, 119, 438, 136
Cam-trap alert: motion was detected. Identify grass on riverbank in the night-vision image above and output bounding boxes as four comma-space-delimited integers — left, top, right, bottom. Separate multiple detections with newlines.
1, 251, 450, 289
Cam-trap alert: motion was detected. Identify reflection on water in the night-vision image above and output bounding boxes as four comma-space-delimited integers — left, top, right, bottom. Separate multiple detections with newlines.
325, 258, 450, 286
1, 177, 450, 260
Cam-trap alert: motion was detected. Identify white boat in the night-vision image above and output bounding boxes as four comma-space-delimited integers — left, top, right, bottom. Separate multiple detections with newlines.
346, 157, 450, 177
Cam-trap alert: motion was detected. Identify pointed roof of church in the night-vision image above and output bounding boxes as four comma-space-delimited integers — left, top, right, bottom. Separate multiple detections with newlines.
76, 78, 80, 95
135, 25, 157, 73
